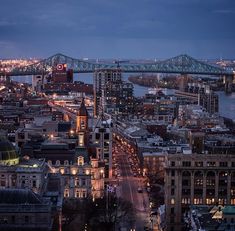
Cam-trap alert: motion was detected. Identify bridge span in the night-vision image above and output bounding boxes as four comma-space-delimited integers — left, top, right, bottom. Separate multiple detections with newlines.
0, 53, 232, 76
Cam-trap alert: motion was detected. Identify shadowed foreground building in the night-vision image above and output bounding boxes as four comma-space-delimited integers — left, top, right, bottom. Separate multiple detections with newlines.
0, 188, 52, 231
164, 153, 235, 231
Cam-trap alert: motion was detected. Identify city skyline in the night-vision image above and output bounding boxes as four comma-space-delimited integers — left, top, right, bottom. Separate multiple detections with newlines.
0, 0, 235, 59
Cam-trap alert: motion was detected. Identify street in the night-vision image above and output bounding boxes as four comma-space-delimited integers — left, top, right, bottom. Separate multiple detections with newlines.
113, 143, 152, 231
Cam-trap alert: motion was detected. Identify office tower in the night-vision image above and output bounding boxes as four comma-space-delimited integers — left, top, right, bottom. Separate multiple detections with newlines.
198, 90, 219, 114
93, 68, 133, 117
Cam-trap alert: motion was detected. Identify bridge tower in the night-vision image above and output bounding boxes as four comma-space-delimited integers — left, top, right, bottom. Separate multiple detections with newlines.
76, 98, 89, 147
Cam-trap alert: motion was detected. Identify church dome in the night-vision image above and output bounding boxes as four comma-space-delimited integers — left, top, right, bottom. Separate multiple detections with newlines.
0, 139, 19, 165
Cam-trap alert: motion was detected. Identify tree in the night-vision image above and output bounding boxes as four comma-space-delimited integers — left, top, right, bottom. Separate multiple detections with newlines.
87, 194, 136, 231
62, 195, 135, 231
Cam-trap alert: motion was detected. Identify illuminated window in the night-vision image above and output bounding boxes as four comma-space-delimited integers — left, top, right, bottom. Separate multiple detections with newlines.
206, 198, 215, 204
171, 198, 175, 204
64, 189, 69, 198
231, 199, 235, 205
75, 190, 79, 198
194, 198, 203, 204
218, 198, 227, 205
78, 156, 84, 166
182, 198, 190, 204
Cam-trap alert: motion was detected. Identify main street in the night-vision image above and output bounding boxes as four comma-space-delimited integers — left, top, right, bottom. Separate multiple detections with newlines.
114, 142, 152, 231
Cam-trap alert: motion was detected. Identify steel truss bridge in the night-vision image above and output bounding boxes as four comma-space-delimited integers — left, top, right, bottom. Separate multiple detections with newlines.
1, 53, 233, 76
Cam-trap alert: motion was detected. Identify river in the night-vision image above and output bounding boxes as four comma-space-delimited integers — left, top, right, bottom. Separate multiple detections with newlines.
12, 73, 235, 121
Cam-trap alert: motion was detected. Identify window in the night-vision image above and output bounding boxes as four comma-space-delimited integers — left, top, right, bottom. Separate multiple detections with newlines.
171, 198, 175, 204
21, 180, 25, 187
75, 190, 79, 198
25, 216, 29, 223
171, 161, 175, 167
182, 198, 190, 204
0, 180, 5, 187
171, 207, 174, 214
182, 179, 189, 186
171, 179, 175, 186
82, 179, 86, 186
82, 191, 86, 198
220, 162, 228, 167
194, 198, 203, 204
171, 188, 175, 195
206, 198, 215, 204
207, 161, 216, 167
194, 189, 203, 195
104, 133, 109, 140
194, 179, 203, 186
206, 179, 215, 186
195, 161, 203, 167
206, 189, 215, 196
78, 156, 84, 166
182, 161, 191, 167
64, 189, 69, 198
171, 170, 175, 177
182, 188, 190, 195
32, 180, 36, 188
231, 189, 235, 196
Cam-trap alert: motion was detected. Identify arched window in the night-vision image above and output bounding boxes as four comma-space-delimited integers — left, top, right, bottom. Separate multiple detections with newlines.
78, 156, 84, 166
207, 171, 215, 177
182, 171, 191, 177
195, 171, 203, 177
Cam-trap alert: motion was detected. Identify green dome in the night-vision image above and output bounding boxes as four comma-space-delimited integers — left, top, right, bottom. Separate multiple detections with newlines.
0, 139, 19, 165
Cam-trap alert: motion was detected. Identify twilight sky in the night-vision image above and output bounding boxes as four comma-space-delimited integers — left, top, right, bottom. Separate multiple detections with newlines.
0, 0, 235, 59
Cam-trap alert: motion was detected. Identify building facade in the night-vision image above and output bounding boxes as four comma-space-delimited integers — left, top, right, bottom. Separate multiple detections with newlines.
93, 68, 133, 117
165, 153, 235, 231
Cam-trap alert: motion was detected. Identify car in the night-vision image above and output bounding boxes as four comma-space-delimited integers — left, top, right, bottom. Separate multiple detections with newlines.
137, 187, 143, 193
133, 173, 137, 177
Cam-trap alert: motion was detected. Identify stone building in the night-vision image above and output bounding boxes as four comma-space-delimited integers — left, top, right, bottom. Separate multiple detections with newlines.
0, 139, 48, 195
0, 188, 53, 231
164, 153, 235, 231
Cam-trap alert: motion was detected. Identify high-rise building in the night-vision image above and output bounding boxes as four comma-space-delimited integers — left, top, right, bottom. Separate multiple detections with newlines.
93, 68, 133, 117
198, 90, 219, 114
